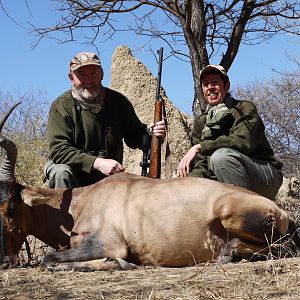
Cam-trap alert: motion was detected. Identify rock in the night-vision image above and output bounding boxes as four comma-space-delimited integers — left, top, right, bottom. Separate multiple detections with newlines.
110, 45, 193, 178
277, 177, 300, 202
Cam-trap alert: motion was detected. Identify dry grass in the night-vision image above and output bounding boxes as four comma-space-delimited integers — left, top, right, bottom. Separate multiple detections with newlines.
1, 257, 300, 299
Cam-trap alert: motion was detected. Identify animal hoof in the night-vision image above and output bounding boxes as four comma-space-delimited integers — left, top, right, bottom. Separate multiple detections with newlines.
0, 262, 9, 269
217, 246, 241, 264
217, 255, 233, 265
115, 258, 139, 270
41, 254, 55, 266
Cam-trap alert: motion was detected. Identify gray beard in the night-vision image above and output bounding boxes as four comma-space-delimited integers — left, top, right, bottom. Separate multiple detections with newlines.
71, 85, 105, 114
73, 86, 100, 102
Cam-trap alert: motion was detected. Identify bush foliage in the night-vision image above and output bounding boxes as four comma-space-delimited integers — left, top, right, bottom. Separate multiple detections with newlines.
0, 90, 49, 186
235, 70, 300, 177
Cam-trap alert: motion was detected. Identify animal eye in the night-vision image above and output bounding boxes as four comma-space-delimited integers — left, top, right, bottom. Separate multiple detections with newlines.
7, 202, 15, 217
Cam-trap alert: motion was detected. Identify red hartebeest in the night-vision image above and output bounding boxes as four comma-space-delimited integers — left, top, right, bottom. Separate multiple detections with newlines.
0, 104, 299, 271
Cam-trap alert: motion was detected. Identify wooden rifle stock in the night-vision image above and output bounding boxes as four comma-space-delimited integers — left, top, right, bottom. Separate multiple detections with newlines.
149, 48, 163, 179
149, 101, 162, 178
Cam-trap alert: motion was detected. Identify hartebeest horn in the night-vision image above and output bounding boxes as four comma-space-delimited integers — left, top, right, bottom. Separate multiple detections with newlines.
0, 102, 21, 181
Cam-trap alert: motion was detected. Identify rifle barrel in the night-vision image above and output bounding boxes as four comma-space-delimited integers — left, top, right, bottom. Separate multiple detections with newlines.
149, 47, 164, 179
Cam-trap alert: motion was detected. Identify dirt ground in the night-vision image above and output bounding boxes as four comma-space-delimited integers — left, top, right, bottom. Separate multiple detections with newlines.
1, 256, 300, 300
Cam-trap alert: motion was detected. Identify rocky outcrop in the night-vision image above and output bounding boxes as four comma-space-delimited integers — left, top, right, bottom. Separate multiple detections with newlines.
277, 177, 300, 202
110, 45, 193, 177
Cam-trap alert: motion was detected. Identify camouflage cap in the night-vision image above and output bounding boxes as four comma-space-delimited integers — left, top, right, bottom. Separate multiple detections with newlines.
69, 52, 102, 72
200, 64, 228, 81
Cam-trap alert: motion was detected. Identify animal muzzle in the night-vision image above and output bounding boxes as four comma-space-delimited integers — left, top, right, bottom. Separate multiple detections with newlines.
0, 216, 6, 264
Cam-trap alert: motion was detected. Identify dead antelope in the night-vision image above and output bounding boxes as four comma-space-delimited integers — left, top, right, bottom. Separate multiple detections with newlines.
0, 104, 299, 271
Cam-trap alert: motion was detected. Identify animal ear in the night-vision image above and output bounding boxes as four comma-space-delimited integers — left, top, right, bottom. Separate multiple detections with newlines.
20, 189, 50, 206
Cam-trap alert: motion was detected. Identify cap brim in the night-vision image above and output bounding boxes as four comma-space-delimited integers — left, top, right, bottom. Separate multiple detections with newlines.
70, 62, 101, 72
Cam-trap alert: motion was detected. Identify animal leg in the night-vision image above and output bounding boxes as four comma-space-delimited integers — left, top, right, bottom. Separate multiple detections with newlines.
41, 240, 105, 265
41, 239, 137, 271
0, 255, 19, 269
217, 237, 277, 264
44, 258, 138, 272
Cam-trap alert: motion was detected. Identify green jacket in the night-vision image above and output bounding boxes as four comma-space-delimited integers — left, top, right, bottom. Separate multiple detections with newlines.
47, 88, 148, 173
189, 96, 282, 178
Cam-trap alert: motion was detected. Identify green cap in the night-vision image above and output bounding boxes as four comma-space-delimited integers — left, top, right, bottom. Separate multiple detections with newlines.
69, 52, 101, 72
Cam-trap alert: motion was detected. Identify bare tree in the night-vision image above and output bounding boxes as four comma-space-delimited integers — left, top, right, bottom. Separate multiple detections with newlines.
0, 90, 50, 185
235, 70, 300, 176
25, 1, 300, 114
0, 90, 49, 139
2, 0, 300, 114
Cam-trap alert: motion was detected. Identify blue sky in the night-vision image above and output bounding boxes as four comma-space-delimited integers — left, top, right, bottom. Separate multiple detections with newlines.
1, 1, 299, 115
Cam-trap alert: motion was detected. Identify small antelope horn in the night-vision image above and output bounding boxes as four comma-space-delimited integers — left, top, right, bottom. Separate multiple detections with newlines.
0, 102, 21, 181
0, 102, 21, 132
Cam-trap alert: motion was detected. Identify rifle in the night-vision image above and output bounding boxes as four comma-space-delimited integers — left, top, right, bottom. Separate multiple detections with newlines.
149, 47, 164, 179
140, 134, 151, 177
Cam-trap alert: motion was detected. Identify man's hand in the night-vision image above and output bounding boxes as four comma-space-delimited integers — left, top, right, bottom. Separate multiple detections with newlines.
177, 144, 201, 177
92, 157, 124, 176
148, 120, 166, 139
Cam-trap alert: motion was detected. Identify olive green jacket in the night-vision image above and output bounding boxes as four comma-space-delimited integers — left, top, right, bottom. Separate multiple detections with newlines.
47, 88, 148, 173
189, 96, 282, 178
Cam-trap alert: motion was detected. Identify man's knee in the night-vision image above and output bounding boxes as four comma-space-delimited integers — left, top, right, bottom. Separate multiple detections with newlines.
54, 164, 73, 178
210, 148, 240, 170
209, 148, 249, 188
46, 163, 76, 189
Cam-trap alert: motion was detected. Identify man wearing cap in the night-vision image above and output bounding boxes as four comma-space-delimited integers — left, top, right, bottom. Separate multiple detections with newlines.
44, 52, 165, 188
177, 64, 283, 199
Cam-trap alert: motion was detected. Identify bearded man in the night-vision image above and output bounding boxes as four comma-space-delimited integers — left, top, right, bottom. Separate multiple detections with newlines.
44, 52, 165, 188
